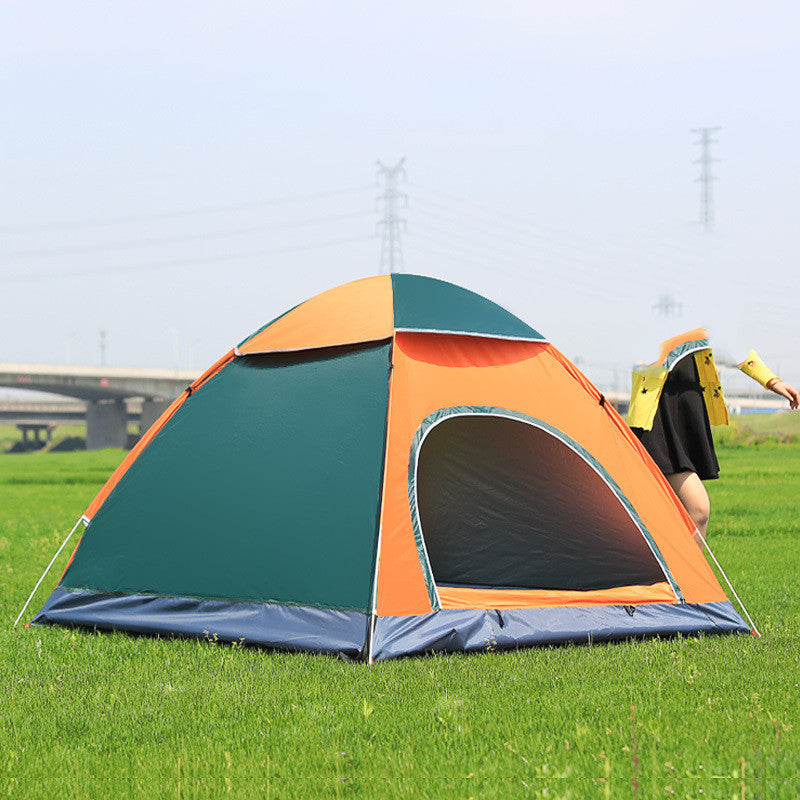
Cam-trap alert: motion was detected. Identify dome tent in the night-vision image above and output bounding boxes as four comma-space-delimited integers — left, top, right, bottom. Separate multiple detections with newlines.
32, 274, 749, 660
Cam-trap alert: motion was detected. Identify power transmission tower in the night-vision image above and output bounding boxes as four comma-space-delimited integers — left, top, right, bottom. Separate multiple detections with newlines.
376, 158, 407, 273
652, 293, 683, 317
692, 126, 720, 232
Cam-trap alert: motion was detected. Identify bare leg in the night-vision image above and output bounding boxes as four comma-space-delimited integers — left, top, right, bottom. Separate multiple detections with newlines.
666, 470, 710, 537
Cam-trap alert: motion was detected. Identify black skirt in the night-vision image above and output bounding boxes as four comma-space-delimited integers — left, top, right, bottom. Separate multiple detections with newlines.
632, 355, 720, 480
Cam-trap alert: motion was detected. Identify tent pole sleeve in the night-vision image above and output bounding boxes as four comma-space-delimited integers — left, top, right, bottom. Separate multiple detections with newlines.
368, 339, 396, 622
13, 516, 85, 629
695, 530, 760, 636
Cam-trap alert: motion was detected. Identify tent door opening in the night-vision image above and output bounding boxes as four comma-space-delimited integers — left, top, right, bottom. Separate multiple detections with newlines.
412, 412, 668, 592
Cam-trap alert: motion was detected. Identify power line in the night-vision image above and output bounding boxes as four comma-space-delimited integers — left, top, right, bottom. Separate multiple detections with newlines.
1, 209, 374, 260
409, 185, 800, 308
409, 208, 680, 293
0, 235, 375, 284
411, 182, 713, 262
0, 184, 375, 234
407, 228, 630, 300
410, 185, 711, 284
411, 200, 797, 302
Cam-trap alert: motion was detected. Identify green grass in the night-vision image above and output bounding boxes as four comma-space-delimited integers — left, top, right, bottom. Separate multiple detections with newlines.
713, 411, 800, 446
2, 446, 800, 798
0, 423, 140, 453
0, 423, 86, 453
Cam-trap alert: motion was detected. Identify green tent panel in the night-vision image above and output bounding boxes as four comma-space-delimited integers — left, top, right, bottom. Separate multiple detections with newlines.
390, 274, 544, 340
61, 343, 392, 611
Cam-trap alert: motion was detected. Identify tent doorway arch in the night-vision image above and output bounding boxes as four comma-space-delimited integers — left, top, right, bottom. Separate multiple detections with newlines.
410, 409, 672, 598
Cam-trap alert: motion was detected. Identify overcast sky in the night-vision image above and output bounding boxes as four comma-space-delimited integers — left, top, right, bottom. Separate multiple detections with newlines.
2, 1, 798, 393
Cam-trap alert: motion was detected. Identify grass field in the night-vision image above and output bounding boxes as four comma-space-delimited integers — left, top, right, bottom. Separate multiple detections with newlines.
2, 441, 799, 798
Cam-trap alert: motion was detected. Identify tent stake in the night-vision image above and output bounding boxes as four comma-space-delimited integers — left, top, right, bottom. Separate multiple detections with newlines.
696, 530, 761, 637
13, 516, 84, 629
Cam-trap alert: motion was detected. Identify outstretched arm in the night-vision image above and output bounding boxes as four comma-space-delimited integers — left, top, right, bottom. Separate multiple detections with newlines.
739, 349, 799, 409
766, 378, 800, 410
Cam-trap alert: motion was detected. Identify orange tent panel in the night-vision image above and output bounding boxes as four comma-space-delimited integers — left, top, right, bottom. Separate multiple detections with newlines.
376, 333, 726, 617
238, 275, 394, 354
438, 581, 677, 610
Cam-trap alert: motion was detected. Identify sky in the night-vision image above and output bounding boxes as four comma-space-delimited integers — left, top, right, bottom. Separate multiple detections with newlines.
2, 1, 799, 395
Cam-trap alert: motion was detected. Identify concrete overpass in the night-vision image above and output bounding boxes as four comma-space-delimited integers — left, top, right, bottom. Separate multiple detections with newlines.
0, 363, 197, 449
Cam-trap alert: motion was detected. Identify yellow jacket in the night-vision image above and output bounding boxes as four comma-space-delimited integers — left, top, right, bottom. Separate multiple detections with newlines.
627, 328, 778, 431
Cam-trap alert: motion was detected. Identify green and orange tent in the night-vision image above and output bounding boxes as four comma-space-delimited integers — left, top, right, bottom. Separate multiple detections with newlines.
32, 274, 750, 660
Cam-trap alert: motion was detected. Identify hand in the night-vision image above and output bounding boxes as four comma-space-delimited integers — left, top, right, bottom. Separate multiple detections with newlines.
767, 379, 800, 410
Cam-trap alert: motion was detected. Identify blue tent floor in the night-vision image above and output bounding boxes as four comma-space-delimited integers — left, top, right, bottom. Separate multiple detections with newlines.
33, 588, 750, 662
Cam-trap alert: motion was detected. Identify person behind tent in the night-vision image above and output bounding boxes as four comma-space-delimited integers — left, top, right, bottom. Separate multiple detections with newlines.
628, 328, 799, 539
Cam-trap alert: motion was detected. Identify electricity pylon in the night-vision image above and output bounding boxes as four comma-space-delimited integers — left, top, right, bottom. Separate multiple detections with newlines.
692, 127, 720, 232
376, 158, 407, 273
